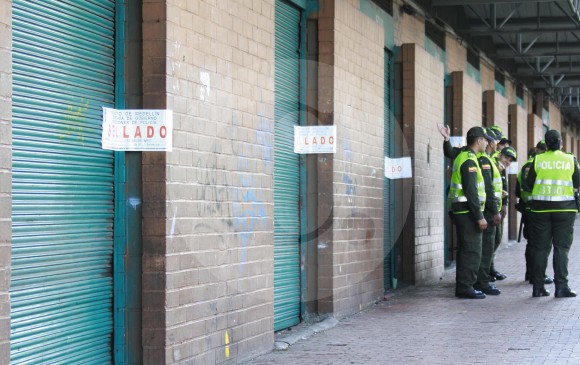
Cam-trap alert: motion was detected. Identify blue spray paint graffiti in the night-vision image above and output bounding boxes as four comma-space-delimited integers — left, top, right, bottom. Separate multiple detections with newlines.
231, 117, 272, 272
341, 131, 356, 205
232, 177, 267, 273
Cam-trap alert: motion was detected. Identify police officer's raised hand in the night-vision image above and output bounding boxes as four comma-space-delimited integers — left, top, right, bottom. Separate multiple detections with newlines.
477, 218, 488, 230
438, 124, 450, 141
493, 214, 501, 226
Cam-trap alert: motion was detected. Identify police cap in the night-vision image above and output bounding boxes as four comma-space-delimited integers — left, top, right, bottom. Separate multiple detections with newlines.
501, 146, 517, 160
467, 127, 494, 142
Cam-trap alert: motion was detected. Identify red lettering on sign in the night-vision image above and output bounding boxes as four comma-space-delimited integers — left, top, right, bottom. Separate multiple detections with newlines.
147, 126, 154, 138
160, 126, 167, 138
123, 126, 129, 138
320, 137, 326, 144
329, 136, 334, 144
134, 126, 142, 138
312, 137, 317, 145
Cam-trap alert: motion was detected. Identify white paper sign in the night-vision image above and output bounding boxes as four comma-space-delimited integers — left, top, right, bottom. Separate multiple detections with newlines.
294, 125, 337, 154
385, 157, 412, 179
507, 161, 519, 175
449, 136, 465, 148
102, 107, 173, 151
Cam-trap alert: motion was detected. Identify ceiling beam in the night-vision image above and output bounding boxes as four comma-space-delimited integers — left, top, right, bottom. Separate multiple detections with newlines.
432, 0, 554, 5
531, 79, 580, 88
495, 52, 580, 58
459, 17, 575, 29
518, 72, 580, 77
516, 65, 580, 75
493, 43, 580, 57
460, 26, 580, 36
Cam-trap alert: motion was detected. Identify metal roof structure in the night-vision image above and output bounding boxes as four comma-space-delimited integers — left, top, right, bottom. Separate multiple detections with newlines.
424, 0, 580, 123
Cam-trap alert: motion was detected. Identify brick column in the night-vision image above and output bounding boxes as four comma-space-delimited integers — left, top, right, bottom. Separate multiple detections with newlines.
317, 0, 336, 315
142, 1, 167, 364
0, 1, 11, 363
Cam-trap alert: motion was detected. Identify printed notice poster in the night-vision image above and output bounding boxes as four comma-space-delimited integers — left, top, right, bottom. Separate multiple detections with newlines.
507, 161, 519, 175
449, 136, 465, 148
294, 125, 337, 154
102, 107, 173, 151
385, 157, 412, 179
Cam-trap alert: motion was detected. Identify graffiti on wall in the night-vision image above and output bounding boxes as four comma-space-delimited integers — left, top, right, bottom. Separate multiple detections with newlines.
59, 97, 89, 144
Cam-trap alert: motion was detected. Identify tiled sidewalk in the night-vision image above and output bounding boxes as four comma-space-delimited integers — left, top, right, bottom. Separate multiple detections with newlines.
244, 220, 580, 365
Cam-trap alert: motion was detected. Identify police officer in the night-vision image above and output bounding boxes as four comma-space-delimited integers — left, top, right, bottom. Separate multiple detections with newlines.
449, 127, 493, 299
524, 130, 580, 298
488, 129, 509, 282
516, 145, 554, 285
474, 129, 503, 295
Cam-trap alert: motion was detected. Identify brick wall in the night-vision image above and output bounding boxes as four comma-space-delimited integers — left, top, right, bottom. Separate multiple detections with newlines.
452, 71, 482, 134
524, 89, 533, 115
563, 131, 572, 153
508, 105, 529, 178
0, 1, 10, 363
145, 1, 277, 364
481, 61, 494, 92
528, 114, 543, 149
401, 43, 445, 285
549, 101, 562, 132
505, 79, 516, 104
446, 35, 466, 73
324, 0, 385, 317
394, 0, 424, 47
491, 92, 509, 135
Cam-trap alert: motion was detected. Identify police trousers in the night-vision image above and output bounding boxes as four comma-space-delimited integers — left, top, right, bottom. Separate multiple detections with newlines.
528, 211, 576, 288
454, 213, 483, 293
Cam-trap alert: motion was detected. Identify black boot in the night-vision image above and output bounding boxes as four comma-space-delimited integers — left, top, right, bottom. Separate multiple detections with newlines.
555, 287, 577, 298
532, 286, 550, 297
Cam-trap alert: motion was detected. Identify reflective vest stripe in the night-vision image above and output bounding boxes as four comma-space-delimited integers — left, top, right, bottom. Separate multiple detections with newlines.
535, 179, 573, 186
532, 196, 575, 201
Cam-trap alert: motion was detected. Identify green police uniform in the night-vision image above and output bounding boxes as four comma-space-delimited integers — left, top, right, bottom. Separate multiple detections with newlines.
517, 156, 534, 279
489, 154, 508, 280
474, 151, 501, 292
525, 150, 579, 292
449, 147, 486, 295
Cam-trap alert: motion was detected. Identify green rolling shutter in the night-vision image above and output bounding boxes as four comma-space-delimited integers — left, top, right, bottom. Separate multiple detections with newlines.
384, 51, 393, 290
274, 0, 302, 331
11, 1, 116, 363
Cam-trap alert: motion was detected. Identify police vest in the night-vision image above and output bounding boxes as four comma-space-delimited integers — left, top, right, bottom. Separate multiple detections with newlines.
532, 150, 575, 202
517, 157, 534, 203
478, 152, 503, 211
449, 150, 486, 213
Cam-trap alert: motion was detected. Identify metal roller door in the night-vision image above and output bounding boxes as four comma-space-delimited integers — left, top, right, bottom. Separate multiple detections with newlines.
274, 0, 302, 331
11, 1, 117, 363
